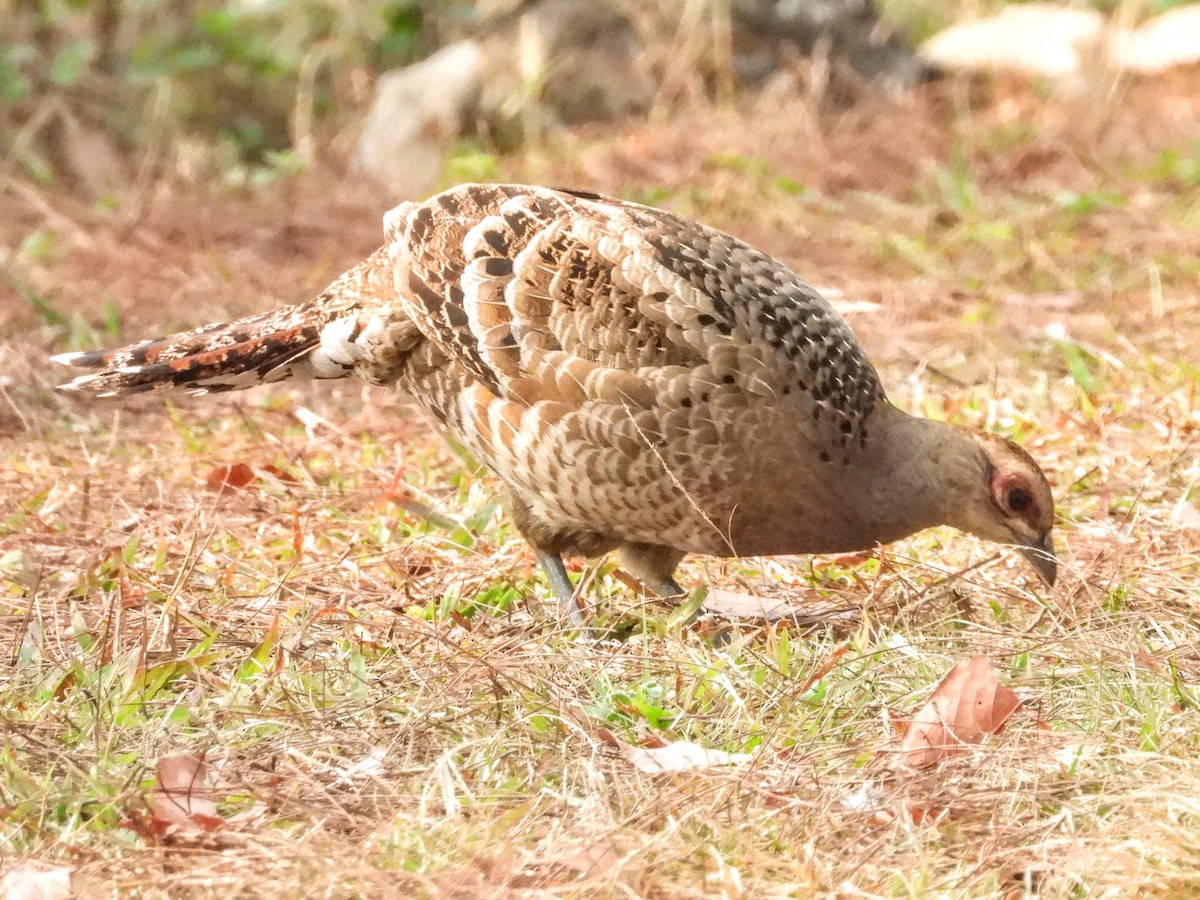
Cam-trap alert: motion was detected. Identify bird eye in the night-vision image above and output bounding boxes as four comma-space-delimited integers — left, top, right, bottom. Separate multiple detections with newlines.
1006, 486, 1033, 513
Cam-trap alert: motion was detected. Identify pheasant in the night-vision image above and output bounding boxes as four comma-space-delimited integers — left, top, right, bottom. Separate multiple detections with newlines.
53, 183, 1057, 623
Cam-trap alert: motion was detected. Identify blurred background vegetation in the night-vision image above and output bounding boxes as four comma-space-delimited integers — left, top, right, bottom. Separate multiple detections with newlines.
0, 0, 452, 183
1, 0, 1195, 192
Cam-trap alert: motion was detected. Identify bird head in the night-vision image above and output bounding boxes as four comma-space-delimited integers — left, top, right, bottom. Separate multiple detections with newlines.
954, 431, 1057, 585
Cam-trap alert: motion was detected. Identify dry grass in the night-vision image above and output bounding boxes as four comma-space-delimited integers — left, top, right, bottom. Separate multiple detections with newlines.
4, 74, 1200, 897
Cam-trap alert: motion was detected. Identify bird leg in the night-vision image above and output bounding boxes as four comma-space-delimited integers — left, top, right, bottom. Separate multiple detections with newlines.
618, 543, 687, 601
534, 548, 586, 627
508, 491, 590, 626
650, 576, 686, 599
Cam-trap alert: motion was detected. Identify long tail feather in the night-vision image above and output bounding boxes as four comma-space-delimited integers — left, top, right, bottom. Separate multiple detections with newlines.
53, 249, 390, 397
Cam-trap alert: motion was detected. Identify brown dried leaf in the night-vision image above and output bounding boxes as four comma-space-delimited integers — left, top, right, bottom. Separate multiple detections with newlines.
205, 463, 257, 492
150, 753, 223, 834
258, 463, 296, 483
906, 803, 950, 825
900, 657, 1022, 768
593, 727, 621, 749
0, 863, 71, 900
882, 708, 912, 739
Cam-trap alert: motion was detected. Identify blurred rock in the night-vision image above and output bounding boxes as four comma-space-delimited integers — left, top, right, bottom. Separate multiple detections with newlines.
353, 41, 484, 195
920, 5, 1107, 80
731, 0, 931, 91
355, 0, 652, 193
921, 3, 1200, 82
1111, 5, 1200, 75
478, 0, 653, 129
356, 0, 933, 195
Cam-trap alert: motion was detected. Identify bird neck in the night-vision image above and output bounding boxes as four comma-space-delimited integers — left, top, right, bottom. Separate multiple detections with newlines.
859, 403, 989, 543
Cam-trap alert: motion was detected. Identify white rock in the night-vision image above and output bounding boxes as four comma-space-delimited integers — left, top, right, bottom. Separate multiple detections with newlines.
1112, 5, 1200, 75
921, 3, 1200, 80
353, 42, 484, 196
920, 5, 1106, 79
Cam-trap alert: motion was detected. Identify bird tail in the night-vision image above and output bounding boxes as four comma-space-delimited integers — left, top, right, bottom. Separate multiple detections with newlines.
52, 248, 391, 397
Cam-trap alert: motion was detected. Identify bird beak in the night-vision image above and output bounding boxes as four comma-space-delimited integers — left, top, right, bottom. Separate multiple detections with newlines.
1019, 533, 1057, 586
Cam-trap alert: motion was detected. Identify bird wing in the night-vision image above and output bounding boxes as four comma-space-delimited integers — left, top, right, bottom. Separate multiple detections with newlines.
386, 184, 885, 439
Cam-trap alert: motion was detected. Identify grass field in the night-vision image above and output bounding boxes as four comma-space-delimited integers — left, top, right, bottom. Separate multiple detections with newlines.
4, 74, 1200, 896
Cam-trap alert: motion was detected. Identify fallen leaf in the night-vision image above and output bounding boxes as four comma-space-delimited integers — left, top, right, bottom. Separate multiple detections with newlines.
702, 588, 859, 627
906, 803, 949, 825
593, 727, 622, 749
882, 708, 911, 739
0, 863, 71, 900
150, 753, 223, 834
203, 462, 296, 493
334, 745, 389, 785
900, 657, 1022, 768
617, 739, 752, 774
205, 463, 257, 492
595, 726, 749, 771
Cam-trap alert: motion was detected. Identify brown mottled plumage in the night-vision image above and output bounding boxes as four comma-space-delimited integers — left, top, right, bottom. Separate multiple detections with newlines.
53, 183, 1057, 622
